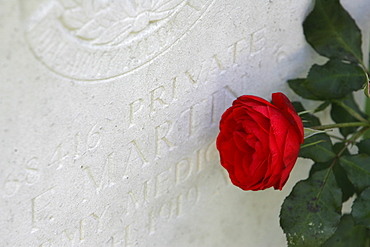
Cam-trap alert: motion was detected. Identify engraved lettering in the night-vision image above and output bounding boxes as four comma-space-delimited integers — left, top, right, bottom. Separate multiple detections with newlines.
213, 43, 235, 70
210, 91, 221, 125
79, 215, 92, 241
126, 140, 148, 171
124, 225, 132, 247
25, 157, 40, 185
205, 57, 222, 81
4, 171, 21, 196
39, 240, 52, 247
171, 77, 178, 102
155, 169, 172, 197
149, 185, 200, 234
74, 126, 102, 162
187, 0, 206, 11
73, 132, 82, 161
31, 187, 56, 231
275, 47, 289, 80
86, 124, 102, 151
84, 152, 115, 192
197, 141, 218, 172
148, 211, 156, 235
97, 206, 110, 234
79, 206, 109, 241
25, 0, 215, 80
126, 180, 150, 212
48, 143, 69, 169
150, 86, 168, 114
190, 99, 209, 134
250, 28, 266, 55
234, 38, 249, 64
36, 28, 59, 58
109, 224, 133, 247
185, 70, 198, 85
176, 186, 199, 216
63, 228, 79, 243
129, 98, 144, 127
175, 158, 191, 184
212, 55, 223, 70
146, 34, 160, 57
186, 186, 198, 205
210, 86, 238, 125
176, 194, 184, 216
155, 121, 175, 157
159, 201, 172, 219
196, 141, 230, 184
185, 61, 211, 87
177, 108, 191, 137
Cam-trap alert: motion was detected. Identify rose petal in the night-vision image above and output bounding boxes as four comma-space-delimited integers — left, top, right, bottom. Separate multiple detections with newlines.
233, 131, 254, 153
272, 92, 304, 142
235, 95, 275, 108
216, 93, 304, 191
249, 140, 267, 175
233, 149, 249, 184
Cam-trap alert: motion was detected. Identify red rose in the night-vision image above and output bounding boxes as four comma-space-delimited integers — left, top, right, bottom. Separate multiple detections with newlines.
216, 92, 304, 191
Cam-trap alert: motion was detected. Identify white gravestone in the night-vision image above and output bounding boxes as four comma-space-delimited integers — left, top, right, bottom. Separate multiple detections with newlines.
1, 0, 369, 246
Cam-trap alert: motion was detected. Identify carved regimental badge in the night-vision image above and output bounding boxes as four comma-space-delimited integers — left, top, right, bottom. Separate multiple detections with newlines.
25, 0, 214, 81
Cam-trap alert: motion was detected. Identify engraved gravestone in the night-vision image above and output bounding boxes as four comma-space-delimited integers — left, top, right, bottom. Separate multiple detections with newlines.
24, 0, 214, 80
1, 0, 369, 246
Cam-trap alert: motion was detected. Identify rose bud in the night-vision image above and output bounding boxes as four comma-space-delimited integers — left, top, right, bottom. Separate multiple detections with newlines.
216, 92, 304, 191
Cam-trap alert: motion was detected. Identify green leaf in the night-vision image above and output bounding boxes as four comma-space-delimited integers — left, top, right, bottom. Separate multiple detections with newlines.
289, 79, 321, 100
322, 214, 370, 247
304, 128, 328, 139
352, 187, 370, 228
280, 169, 342, 247
340, 154, 370, 192
364, 79, 370, 98
309, 161, 332, 177
332, 142, 350, 156
331, 93, 367, 137
300, 133, 335, 162
357, 139, 370, 156
292, 102, 321, 127
315, 101, 331, 113
308, 151, 355, 203
303, 0, 362, 62
332, 143, 355, 202
333, 164, 355, 202
288, 60, 366, 100
364, 97, 370, 139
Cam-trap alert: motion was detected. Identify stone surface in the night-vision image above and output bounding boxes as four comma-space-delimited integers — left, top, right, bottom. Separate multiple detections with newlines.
0, 0, 368, 246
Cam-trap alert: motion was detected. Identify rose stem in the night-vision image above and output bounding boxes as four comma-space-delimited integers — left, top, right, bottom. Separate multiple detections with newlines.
310, 122, 370, 130
332, 100, 369, 123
